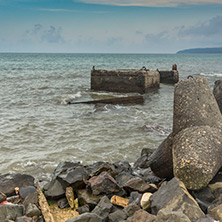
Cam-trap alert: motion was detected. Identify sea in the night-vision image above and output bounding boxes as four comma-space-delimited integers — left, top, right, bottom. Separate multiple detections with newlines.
1, 53, 222, 181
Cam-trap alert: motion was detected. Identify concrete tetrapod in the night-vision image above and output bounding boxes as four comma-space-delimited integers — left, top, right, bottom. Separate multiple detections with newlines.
173, 126, 222, 190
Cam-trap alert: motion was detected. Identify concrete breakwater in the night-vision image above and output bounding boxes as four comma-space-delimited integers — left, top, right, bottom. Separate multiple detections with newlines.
91, 65, 179, 94
1, 77, 222, 222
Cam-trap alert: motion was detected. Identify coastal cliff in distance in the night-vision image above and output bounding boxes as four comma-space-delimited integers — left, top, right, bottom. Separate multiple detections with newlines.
177, 47, 222, 54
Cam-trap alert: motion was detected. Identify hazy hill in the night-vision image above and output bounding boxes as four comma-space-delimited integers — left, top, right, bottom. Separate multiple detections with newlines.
177, 47, 222, 54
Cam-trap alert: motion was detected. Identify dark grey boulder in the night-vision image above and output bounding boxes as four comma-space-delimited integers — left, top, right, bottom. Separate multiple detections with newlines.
0, 205, 24, 221
149, 133, 174, 179
113, 161, 132, 174
23, 192, 38, 210
213, 80, 222, 114
92, 196, 113, 221
123, 204, 141, 217
0, 174, 35, 197
173, 126, 222, 190
44, 178, 65, 199
108, 210, 127, 222
123, 177, 150, 193
66, 213, 102, 222
25, 203, 41, 217
19, 186, 36, 199
57, 166, 89, 189
115, 172, 135, 187
150, 177, 204, 222
131, 209, 156, 222
87, 172, 120, 196
173, 77, 222, 134
133, 154, 149, 169
129, 191, 142, 206
58, 198, 69, 209
77, 205, 90, 214
85, 162, 117, 177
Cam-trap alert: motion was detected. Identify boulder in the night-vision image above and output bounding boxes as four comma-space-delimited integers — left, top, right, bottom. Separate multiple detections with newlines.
44, 178, 65, 199
58, 198, 69, 209
15, 216, 33, 222
0, 191, 7, 203
149, 133, 174, 179
66, 213, 102, 222
208, 204, 222, 221
129, 192, 142, 206
25, 203, 41, 217
123, 177, 151, 193
133, 154, 149, 169
0, 174, 35, 196
131, 209, 156, 222
108, 210, 127, 222
0, 204, 24, 221
173, 77, 222, 134
86, 162, 117, 177
88, 172, 120, 196
195, 214, 217, 222
156, 208, 191, 222
213, 80, 222, 113
19, 186, 37, 199
173, 126, 222, 190
123, 204, 141, 217
77, 189, 103, 210
92, 196, 113, 221
115, 172, 135, 187
140, 192, 152, 210
113, 161, 132, 174
150, 177, 205, 222
77, 205, 90, 214
23, 192, 38, 210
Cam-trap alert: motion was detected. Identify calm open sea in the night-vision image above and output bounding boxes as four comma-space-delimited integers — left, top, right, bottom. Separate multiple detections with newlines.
1, 53, 222, 180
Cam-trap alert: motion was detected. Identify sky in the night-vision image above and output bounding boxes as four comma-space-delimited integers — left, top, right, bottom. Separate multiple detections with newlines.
0, 0, 222, 53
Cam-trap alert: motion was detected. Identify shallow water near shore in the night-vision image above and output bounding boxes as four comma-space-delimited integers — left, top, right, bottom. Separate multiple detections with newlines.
1, 53, 222, 180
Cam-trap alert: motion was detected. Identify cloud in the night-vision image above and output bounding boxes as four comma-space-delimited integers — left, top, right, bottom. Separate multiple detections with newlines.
24, 24, 65, 44
179, 16, 222, 37
75, 0, 222, 7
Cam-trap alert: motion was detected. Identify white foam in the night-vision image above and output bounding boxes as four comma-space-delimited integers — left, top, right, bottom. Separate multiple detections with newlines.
200, 73, 222, 77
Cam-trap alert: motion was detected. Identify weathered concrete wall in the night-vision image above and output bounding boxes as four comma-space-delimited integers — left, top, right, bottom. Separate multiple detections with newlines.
159, 70, 179, 84
91, 69, 160, 94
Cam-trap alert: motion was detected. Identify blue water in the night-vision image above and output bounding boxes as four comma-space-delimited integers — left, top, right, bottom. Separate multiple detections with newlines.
0, 53, 222, 180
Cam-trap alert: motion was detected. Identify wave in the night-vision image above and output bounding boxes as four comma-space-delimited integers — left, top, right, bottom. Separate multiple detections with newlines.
61, 91, 82, 104
200, 73, 222, 77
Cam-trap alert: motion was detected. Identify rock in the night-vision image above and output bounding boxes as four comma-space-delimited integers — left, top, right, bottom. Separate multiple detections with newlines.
111, 195, 129, 208
108, 210, 127, 222
173, 77, 222, 134
149, 133, 174, 179
115, 172, 135, 187
191, 187, 215, 213
0, 174, 35, 197
0, 204, 24, 221
195, 214, 217, 222
213, 80, 222, 113
123, 204, 141, 217
131, 209, 156, 222
150, 177, 205, 222
208, 204, 222, 221
156, 208, 191, 222
15, 216, 33, 222
113, 161, 132, 174
77, 205, 90, 214
19, 186, 37, 199
0, 191, 7, 203
58, 166, 89, 189
58, 198, 69, 209
92, 196, 113, 221
173, 126, 222, 190
23, 192, 38, 210
86, 162, 117, 177
133, 155, 149, 169
88, 172, 120, 196
209, 182, 222, 192
25, 203, 41, 217
123, 177, 150, 193
66, 213, 102, 222
129, 192, 142, 206
141, 148, 154, 157
77, 189, 103, 210
44, 178, 65, 199
140, 192, 152, 210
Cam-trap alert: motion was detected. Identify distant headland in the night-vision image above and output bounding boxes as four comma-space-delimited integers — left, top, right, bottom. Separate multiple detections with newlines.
177, 47, 222, 54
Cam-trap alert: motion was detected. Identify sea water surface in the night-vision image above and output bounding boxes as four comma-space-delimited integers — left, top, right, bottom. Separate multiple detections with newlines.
1, 53, 222, 180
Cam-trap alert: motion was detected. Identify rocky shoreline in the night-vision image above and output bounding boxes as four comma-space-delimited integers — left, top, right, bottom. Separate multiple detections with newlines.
1, 77, 222, 222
